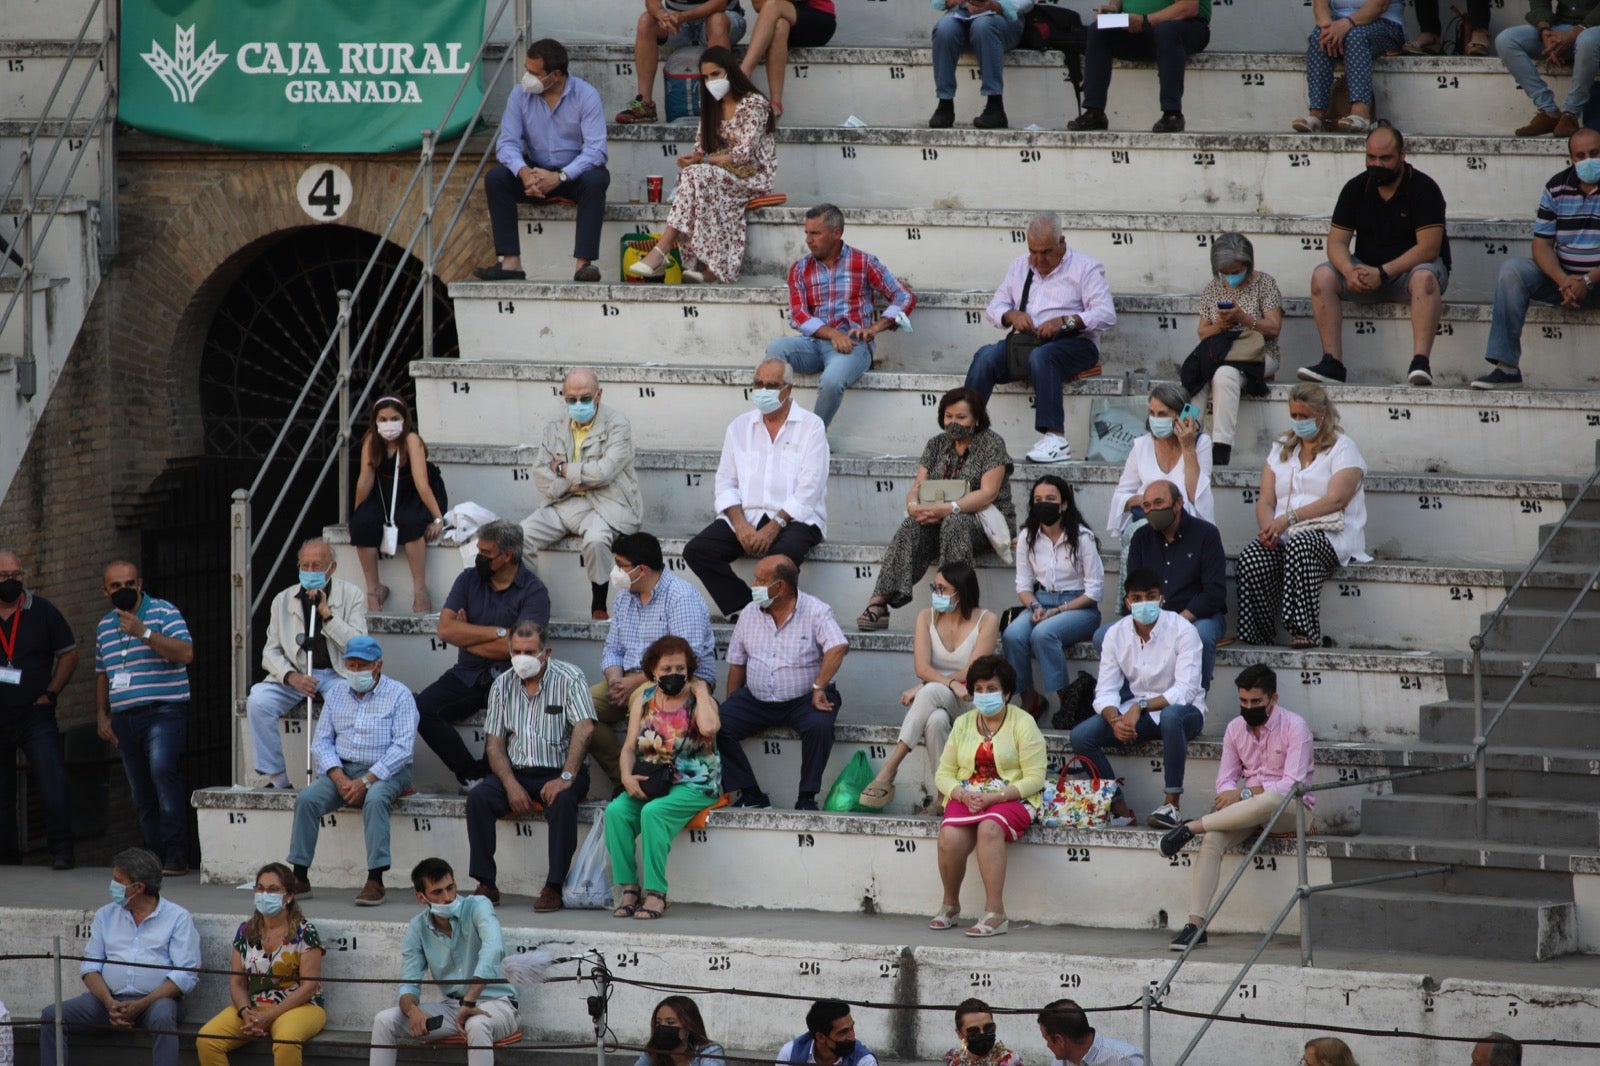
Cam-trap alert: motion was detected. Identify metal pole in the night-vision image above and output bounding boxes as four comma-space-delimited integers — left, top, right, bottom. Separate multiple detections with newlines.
53, 933, 64, 1066
337, 290, 353, 526
1141, 983, 1153, 1065
515, 0, 530, 50
1471, 638, 1487, 839
1296, 798, 1312, 967
421, 130, 436, 361
20, 147, 34, 384
100, 0, 120, 257
303, 607, 318, 785
230, 490, 253, 787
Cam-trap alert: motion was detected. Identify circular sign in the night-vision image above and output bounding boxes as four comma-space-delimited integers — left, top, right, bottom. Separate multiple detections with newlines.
296, 164, 353, 222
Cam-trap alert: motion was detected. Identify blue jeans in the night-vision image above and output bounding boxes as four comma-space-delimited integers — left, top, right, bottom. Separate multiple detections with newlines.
1485, 256, 1600, 368
245, 667, 340, 777
767, 335, 872, 427
1003, 591, 1100, 694
1498, 23, 1600, 115
0, 704, 73, 859
287, 760, 413, 872
1092, 613, 1222, 693
963, 335, 1101, 434
41, 991, 185, 1066
932, 11, 1025, 99
111, 702, 189, 866
1069, 702, 1205, 795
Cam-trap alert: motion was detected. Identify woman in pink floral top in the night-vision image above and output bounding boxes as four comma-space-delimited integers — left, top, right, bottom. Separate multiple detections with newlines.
627, 47, 776, 283
945, 998, 1025, 1066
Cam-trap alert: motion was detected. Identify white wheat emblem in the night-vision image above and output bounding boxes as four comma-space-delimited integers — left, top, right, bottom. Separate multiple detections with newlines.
142, 25, 228, 103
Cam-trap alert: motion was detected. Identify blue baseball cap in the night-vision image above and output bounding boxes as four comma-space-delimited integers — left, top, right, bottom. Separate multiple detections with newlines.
344, 635, 383, 662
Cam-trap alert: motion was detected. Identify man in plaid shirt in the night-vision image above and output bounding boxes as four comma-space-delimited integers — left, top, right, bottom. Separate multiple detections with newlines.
767, 203, 915, 428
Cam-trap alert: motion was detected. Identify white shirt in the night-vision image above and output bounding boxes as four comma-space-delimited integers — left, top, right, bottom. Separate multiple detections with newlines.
1264, 431, 1370, 565
1094, 610, 1205, 719
1052, 1032, 1146, 1066
714, 403, 830, 536
1016, 525, 1104, 601
985, 248, 1117, 345
1106, 434, 1215, 537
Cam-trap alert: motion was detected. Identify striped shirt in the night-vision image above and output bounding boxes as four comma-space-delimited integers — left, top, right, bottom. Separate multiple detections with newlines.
483, 658, 597, 769
725, 591, 847, 703
93, 594, 192, 712
786, 243, 915, 340
310, 673, 418, 781
1534, 165, 1600, 276
601, 570, 717, 682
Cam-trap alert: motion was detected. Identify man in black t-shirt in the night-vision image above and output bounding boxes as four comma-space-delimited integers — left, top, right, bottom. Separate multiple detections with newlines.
1300, 125, 1450, 388
0, 549, 79, 868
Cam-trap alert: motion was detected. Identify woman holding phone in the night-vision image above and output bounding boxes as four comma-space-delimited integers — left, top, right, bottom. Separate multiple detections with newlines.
1192, 232, 1283, 467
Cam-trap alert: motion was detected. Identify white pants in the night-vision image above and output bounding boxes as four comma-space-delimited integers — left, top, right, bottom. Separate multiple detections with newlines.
1188, 791, 1299, 919
370, 998, 519, 1066
896, 683, 959, 803
521, 495, 620, 585
1196, 356, 1279, 447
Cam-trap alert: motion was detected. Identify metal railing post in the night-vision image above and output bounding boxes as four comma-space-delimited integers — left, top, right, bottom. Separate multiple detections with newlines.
1296, 797, 1312, 966
100, 0, 119, 256
53, 933, 65, 1066
230, 490, 253, 786
1471, 637, 1488, 839
337, 290, 353, 526
1141, 983, 1153, 1064
516, 0, 530, 48
20, 146, 35, 395
421, 130, 436, 361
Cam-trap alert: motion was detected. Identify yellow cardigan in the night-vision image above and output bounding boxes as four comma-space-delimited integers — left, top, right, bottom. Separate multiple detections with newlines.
934, 706, 1048, 805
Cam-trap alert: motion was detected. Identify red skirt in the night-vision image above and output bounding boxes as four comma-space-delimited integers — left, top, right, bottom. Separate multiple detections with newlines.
941, 798, 1033, 841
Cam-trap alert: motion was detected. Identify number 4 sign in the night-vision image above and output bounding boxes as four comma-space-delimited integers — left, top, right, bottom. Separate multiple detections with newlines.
297, 164, 353, 221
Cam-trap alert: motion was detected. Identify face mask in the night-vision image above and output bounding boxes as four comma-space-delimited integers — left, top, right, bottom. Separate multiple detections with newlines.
930, 592, 955, 614
1222, 270, 1249, 288
0, 578, 21, 603
944, 422, 975, 441
749, 583, 772, 608
1240, 705, 1270, 729
1366, 164, 1401, 186
376, 420, 404, 441
610, 565, 636, 594
429, 897, 465, 920
830, 1040, 858, 1060
110, 587, 140, 612
1576, 157, 1600, 185
973, 691, 1006, 717
566, 400, 596, 424
648, 1026, 683, 1052
1290, 417, 1319, 440
108, 880, 130, 906
254, 892, 286, 917
1144, 506, 1176, 533
656, 672, 689, 697
965, 1034, 997, 1057
1148, 416, 1175, 439
522, 71, 546, 94
348, 669, 378, 694
1130, 600, 1162, 626
474, 553, 497, 580
751, 388, 783, 414
705, 77, 731, 101
1029, 502, 1061, 526
298, 570, 328, 592
511, 654, 545, 680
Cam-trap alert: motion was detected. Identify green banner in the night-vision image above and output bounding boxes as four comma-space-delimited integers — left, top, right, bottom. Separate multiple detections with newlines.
120, 0, 486, 153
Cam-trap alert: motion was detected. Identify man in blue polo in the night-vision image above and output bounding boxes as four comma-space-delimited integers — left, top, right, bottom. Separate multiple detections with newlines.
94, 559, 194, 876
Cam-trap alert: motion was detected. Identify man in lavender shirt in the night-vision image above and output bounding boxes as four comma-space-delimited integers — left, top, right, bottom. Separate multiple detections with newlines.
1158, 663, 1315, 951
473, 38, 610, 283
963, 211, 1116, 464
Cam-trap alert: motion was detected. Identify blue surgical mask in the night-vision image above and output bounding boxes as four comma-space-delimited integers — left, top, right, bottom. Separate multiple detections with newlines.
973, 692, 1006, 717
1130, 600, 1162, 625
1148, 416, 1175, 439
254, 892, 286, 917
930, 592, 955, 614
1222, 270, 1249, 287
298, 570, 328, 592
751, 388, 783, 414
429, 897, 465, 920
1576, 157, 1600, 185
348, 668, 378, 693
566, 399, 596, 424
1290, 417, 1319, 440
108, 879, 129, 906
749, 583, 772, 608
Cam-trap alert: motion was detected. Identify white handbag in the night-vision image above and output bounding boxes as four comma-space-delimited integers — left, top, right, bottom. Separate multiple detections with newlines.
379, 457, 400, 557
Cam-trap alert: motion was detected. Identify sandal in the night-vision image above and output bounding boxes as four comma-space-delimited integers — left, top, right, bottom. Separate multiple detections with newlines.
612, 886, 641, 918
929, 904, 961, 930
965, 912, 1009, 938
856, 603, 890, 631
366, 584, 390, 612
1466, 31, 1491, 56
1400, 34, 1441, 55
1334, 114, 1373, 133
1289, 634, 1316, 651
634, 890, 669, 919
858, 782, 896, 810
627, 248, 669, 279
1290, 115, 1324, 133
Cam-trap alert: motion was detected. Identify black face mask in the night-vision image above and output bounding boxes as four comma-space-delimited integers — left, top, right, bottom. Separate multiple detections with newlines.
1029, 502, 1061, 527
829, 1040, 857, 1061
656, 673, 688, 697
110, 587, 140, 612
0, 578, 22, 604
473, 554, 497, 580
648, 1026, 682, 1051
1240, 705, 1270, 729
1367, 163, 1401, 186
965, 1035, 997, 1057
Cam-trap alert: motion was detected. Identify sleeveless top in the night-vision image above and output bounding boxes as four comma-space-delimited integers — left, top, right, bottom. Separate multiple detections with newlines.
928, 609, 990, 676
636, 683, 722, 797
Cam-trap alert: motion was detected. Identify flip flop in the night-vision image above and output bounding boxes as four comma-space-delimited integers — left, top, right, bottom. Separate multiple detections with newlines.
858, 783, 895, 810
965, 912, 1010, 938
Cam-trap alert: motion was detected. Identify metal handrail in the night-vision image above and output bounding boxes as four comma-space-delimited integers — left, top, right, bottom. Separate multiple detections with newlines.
0, 0, 106, 210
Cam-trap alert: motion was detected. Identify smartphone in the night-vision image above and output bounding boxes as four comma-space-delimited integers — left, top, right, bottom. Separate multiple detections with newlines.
1179, 403, 1201, 423
1216, 300, 1234, 310
426, 1016, 445, 1032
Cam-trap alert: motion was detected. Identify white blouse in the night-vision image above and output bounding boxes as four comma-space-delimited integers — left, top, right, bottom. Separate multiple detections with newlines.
1106, 433, 1215, 536
1264, 432, 1371, 565
1014, 525, 1104, 601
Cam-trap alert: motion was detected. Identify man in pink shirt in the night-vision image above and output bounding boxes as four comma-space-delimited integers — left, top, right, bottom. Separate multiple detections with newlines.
1158, 663, 1314, 951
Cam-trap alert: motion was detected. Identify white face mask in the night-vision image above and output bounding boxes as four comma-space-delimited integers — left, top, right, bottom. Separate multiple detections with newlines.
609, 564, 636, 595
376, 420, 404, 441
511, 653, 545, 680
705, 77, 732, 101
522, 71, 546, 95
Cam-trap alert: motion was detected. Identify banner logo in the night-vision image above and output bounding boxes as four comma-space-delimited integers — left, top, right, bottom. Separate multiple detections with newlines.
141, 25, 228, 103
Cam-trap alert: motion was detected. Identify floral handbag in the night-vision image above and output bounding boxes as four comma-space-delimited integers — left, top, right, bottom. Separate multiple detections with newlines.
1036, 755, 1118, 829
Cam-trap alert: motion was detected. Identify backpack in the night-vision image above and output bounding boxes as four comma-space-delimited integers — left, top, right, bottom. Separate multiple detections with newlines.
1020, 3, 1087, 113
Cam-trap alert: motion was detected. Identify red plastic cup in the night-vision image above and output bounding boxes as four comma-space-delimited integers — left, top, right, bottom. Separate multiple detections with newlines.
646, 175, 663, 203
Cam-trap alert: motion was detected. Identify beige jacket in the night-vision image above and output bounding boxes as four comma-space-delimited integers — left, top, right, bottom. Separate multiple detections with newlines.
261, 577, 368, 683
530, 403, 643, 534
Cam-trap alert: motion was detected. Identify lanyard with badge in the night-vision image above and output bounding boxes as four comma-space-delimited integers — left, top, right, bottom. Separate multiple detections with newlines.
0, 607, 21, 685
111, 605, 143, 694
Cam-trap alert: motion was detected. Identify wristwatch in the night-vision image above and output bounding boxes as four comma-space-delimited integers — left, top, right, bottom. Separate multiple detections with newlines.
558, 169, 569, 184
559, 770, 574, 781
462, 1000, 478, 1008
1240, 787, 1253, 800
1137, 698, 1150, 713
949, 500, 962, 515
773, 515, 789, 529
496, 627, 507, 639
140, 627, 153, 641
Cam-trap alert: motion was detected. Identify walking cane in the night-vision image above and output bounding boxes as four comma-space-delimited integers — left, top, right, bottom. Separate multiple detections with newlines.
299, 606, 319, 785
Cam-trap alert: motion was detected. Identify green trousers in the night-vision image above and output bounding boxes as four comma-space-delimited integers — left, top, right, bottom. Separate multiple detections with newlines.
604, 784, 714, 893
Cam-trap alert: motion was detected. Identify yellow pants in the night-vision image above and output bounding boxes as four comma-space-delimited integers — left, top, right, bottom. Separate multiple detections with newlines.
197, 1003, 327, 1066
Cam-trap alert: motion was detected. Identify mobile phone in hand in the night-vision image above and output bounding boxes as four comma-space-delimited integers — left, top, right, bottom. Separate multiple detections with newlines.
1180, 403, 1201, 422
426, 1015, 445, 1032
1217, 300, 1234, 310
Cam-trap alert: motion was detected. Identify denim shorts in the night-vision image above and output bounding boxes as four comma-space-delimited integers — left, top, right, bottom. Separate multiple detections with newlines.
1330, 256, 1449, 303
663, 8, 748, 48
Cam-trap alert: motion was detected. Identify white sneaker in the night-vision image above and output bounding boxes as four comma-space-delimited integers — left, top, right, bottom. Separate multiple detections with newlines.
1026, 435, 1072, 463
1147, 803, 1182, 830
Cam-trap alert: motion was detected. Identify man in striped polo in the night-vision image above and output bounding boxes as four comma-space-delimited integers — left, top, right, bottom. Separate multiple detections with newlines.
94, 560, 195, 876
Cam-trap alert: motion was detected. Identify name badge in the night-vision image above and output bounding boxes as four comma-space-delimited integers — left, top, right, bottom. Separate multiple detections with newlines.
0, 667, 21, 686
111, 671, 133, 692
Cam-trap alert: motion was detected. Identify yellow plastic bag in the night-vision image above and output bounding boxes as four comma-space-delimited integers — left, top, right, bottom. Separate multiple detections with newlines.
620, 231, 682, 284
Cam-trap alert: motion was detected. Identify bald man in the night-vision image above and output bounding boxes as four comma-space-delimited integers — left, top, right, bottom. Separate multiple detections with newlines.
521, 368, 643, 620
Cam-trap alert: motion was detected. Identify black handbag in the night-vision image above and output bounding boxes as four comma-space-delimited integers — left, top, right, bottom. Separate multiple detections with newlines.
1004, 269, 1041, 379
638, 761, 675, 800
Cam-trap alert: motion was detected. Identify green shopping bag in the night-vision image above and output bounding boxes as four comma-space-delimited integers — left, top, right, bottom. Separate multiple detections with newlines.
823, 750, 878, 813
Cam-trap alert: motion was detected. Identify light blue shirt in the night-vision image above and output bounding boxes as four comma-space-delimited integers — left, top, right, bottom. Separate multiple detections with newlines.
80, 897, 202, 996
495, 75, 607, 180
310, 673, 417, 781
397, 895, 516, 1002
600, 571, 717, 683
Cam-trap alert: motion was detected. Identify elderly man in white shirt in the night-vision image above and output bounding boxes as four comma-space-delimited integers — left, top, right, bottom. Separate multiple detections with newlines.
683, 357, 830, 618
1070, 566, 1205, 832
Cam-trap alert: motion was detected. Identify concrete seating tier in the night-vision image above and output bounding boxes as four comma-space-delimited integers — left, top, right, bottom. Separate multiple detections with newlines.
501, 202, 1531, 303
0, 119, 99, 198
0, 41, 107, 119
601, 126, 1569, 217
443, 286, 1599, 393
0, 0, 99, 41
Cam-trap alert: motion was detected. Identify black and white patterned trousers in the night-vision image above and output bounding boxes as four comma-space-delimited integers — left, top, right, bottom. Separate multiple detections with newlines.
1236, 531, 1339, 644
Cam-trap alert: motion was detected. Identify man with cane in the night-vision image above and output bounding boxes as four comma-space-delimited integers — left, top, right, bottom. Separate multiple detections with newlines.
246, 538, 367, 789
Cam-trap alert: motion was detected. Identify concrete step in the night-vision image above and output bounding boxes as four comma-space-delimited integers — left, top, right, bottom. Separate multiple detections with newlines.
1537, 519, 1600, 565
1359, 793, 1600, 849
1480, 608, 1600, 656
601, 125, 1570, 218
1322, 838, 1600, 881
1446, 651, 1600, 703
1379, 744, 1600, 806
442, 283, 1600, 394
1307, 885, 1578, 961
0, 118, 101, 199
1420, 699, 1600, 750
0, 41, 107, 120
0, 0, 100, 41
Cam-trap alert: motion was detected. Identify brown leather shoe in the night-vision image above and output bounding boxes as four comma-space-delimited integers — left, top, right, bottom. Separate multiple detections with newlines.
533, 884, 563, 913
1516, 110, 1560, 137
354, 880, 386, 906
291, 875, 313, 899
1066, 107, 1108, 132
474, 883, 501, 906
1554, 111, 1583, 139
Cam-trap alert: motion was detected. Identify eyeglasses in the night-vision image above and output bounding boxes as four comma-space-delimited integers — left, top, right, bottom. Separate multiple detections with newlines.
0, 570, 22, 581
927, 584, 954, 595
751, 380, 787, 390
